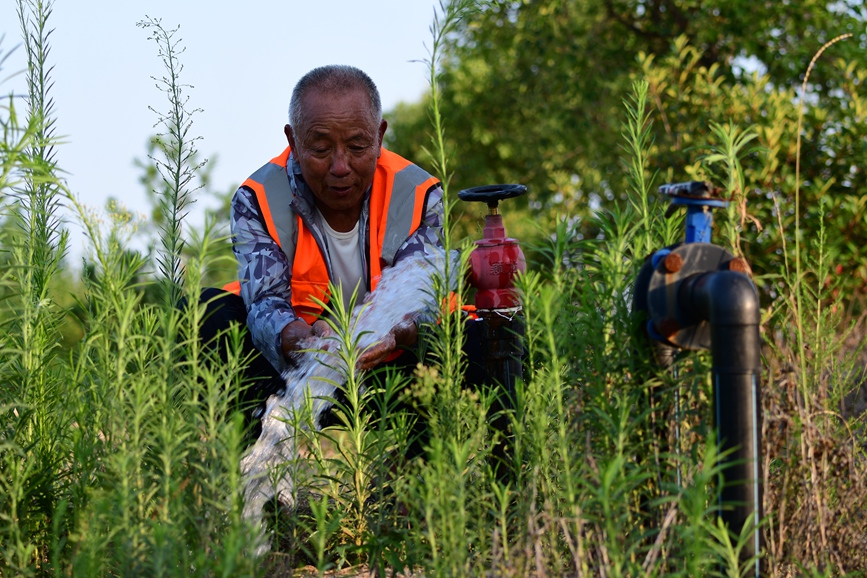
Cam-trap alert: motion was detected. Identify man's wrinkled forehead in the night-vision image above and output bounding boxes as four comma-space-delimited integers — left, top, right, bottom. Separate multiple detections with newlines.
294, 90, 381, 144
296, 87, 380, 129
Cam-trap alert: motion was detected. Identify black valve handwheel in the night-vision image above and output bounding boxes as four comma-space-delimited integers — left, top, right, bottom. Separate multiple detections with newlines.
458, 184, 527, 207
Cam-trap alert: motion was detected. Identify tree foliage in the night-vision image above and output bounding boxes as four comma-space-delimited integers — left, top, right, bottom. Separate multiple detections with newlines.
386, 0, 867, 302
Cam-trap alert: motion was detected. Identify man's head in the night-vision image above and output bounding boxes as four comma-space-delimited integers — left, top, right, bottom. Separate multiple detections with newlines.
285, 65, 387, 232
289, 65, 382, 130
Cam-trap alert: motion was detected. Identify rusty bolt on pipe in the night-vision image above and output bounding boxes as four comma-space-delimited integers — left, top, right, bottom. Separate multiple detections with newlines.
663, 252, 683, 274
728, 257, 750, 275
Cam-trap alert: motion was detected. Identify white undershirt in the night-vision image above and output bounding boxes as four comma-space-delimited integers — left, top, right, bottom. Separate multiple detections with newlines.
318, 214, 366, 314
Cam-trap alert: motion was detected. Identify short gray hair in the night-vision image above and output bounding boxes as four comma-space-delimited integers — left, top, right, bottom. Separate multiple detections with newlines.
288, 65, 382, 132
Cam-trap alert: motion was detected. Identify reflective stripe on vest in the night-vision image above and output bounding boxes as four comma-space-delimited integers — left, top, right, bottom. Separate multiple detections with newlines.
244, 147, 297, 253
290, 214, 330, 322
225, 146, 439, 324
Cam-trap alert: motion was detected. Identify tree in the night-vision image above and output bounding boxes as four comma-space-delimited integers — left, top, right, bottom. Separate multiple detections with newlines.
385, 0, 867, 301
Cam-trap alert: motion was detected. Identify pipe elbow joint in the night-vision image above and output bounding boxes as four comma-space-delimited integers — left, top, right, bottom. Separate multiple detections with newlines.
690, 271, 760, 326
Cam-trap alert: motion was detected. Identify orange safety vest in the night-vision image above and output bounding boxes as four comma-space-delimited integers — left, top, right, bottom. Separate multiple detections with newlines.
225, 146, 440, 324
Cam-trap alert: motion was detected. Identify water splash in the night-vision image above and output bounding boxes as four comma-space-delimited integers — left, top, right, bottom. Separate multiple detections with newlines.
240, 248, 460, 552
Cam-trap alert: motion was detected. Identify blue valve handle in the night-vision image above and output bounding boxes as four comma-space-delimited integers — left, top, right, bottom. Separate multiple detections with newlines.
658, 181, 729, 244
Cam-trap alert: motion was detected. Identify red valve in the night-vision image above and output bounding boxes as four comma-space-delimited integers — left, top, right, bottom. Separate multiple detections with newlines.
458, 185, 527, 310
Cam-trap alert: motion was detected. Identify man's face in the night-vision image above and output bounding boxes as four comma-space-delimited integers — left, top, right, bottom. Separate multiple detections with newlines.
286, 88, 387, 232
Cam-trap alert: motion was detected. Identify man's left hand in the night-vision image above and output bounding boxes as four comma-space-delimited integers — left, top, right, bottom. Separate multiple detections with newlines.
357, 315, 417, 371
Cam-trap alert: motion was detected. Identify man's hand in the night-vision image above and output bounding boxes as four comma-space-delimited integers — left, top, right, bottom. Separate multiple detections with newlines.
281, 319, 332, 357
357, 315, 418, 371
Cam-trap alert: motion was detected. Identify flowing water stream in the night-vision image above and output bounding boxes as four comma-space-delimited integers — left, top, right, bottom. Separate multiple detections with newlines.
240, 248, 460, 552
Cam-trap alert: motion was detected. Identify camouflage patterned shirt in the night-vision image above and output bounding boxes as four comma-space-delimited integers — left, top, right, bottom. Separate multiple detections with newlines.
230, 151, 444, 373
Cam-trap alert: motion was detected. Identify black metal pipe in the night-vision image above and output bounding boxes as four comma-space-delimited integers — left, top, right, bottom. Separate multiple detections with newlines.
681, 271, 763, 570
464, 312, 524, 479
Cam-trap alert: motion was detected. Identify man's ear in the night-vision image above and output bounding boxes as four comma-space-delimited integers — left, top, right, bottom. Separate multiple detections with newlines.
377, 119, 387, 154
285, 124, 297, 150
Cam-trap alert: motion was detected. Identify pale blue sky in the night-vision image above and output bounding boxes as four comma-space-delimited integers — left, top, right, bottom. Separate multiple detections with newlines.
1, 1, 438, 262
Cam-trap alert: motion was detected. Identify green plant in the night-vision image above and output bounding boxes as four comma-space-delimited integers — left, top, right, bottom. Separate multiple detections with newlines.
136, 17, 204, 310
0, 11, 260, 576
0, 2, 70, 574
700, 121, 760, 256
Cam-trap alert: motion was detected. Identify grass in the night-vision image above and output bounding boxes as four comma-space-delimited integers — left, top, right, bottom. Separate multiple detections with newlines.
1, 1, 865, 577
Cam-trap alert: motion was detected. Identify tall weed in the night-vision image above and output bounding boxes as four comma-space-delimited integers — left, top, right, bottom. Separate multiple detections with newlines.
0, 1, 70, 574
1, 11, 259, 577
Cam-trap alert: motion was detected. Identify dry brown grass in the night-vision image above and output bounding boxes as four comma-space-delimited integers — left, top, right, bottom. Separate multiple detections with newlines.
763, 322, 867, 575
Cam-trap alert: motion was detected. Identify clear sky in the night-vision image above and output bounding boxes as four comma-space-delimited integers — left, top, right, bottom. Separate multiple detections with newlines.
1, 1, 437, 264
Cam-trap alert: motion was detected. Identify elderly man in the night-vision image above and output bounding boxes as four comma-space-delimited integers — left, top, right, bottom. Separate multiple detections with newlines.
200, 65, 444, 415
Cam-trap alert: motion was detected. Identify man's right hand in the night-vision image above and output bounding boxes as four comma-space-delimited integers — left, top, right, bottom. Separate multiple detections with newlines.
281, 319, 332, 357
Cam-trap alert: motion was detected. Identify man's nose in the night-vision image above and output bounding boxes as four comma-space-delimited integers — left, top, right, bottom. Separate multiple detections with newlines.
329, 147, 351, 176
